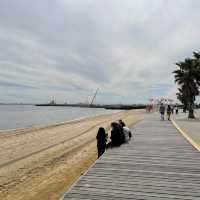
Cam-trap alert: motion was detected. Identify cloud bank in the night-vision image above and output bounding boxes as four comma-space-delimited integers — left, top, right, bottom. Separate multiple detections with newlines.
0, 0, 200, 104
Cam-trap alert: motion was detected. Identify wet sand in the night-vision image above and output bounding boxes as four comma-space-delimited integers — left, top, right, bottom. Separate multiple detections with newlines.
0, 109, 144, 200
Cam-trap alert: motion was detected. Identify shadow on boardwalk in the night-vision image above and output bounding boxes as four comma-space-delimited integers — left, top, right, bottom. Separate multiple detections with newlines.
62, 113, 200, 200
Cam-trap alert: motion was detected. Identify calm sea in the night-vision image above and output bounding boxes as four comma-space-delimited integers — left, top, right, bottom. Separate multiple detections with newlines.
0, 105, 118, 131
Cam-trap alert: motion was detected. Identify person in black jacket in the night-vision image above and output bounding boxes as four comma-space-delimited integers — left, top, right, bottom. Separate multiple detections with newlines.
110, 122, 125, 147
96, 127, 107, 158
167, 105, 172, 120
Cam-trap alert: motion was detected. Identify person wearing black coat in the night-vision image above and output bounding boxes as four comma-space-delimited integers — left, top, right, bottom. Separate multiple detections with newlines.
110, 122, 125, 147
96, 127, 107, 158
167, 105, 172, 120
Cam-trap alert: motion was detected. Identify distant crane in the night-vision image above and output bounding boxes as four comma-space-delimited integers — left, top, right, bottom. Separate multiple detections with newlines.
90, 88, 99, 106
50, 96, 56, 105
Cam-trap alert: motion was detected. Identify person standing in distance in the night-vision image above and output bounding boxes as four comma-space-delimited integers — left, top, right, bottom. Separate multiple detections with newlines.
167, 105, 172, 121
159, 103, 165, 120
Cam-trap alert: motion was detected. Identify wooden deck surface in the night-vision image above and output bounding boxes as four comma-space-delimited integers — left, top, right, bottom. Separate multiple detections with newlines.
62, 114, 200, 200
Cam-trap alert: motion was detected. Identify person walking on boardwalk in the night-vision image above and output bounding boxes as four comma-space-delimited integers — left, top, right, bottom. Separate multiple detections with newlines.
171, 106, 174, 114
159, 103, 165, 120
175, 106, 179, 114
96, 127, 107, 158
167, 105, 172, 121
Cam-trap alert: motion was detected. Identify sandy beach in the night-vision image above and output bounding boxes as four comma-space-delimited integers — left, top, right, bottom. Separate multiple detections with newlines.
0, 109, 144, 200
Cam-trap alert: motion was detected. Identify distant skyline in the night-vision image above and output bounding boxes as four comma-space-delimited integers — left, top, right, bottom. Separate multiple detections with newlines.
0, 0, 200, 104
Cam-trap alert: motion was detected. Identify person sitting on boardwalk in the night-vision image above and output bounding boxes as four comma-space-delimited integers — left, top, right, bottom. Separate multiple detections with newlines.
110, 122, 124, 147
119, 120, 132, 143
159, 103, 165, 120
118, 119, 126, 127
123, 125, 132, 143
167, 105, 172, 121
96, 127, 107, 158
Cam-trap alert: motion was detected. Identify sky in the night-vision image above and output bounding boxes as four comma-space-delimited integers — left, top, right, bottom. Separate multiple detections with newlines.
0, 0, 200, 104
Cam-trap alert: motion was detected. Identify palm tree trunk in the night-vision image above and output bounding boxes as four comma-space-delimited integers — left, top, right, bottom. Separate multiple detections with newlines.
183, 103, 187, 113
188, 100, 195, 119
188, 109, 195, 118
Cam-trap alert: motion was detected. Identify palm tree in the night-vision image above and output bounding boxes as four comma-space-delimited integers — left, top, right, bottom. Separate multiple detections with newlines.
193, 51, 200, 83
193, 51, 200, 60
173, 58, 199, 118
176, 87, 187, 112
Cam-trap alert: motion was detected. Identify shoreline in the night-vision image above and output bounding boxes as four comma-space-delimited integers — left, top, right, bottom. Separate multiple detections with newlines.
0, 109, 144, 200
0, 110, 123, 134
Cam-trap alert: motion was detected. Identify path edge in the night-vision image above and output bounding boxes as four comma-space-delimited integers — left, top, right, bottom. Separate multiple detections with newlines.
171, 119, 200, 152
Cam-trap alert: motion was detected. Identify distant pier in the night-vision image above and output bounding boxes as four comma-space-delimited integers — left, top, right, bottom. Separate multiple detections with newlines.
35, 103, 146, 110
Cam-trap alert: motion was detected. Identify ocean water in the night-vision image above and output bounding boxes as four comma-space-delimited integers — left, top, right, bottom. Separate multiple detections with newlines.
0, 105, 119, 131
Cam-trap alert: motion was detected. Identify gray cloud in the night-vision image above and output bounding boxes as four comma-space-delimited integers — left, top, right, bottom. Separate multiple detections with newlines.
0, 80, 38, 89
0, 0, 200, 103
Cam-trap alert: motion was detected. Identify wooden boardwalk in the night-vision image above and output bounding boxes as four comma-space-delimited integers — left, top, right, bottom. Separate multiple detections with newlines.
62, 114, 200, 200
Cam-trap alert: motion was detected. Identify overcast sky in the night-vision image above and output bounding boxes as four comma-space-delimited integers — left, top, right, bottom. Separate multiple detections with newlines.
0, 0, 199, 104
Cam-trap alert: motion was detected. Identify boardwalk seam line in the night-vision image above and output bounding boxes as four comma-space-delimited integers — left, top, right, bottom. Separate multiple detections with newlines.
171, 118, 200, 152
59, 150, 107, 200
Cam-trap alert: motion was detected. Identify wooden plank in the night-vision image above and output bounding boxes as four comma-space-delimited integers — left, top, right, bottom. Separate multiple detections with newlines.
61, 114, 200, 200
